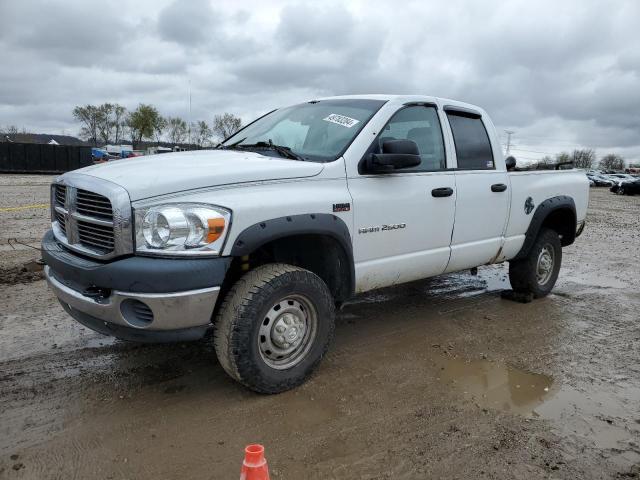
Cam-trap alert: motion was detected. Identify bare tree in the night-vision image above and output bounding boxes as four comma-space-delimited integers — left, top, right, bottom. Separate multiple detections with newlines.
599, 154, 625, 171
192, 121, 213, 147
166, 117, 188, 144
96, 103, 114, 145
555, 152, 571, 164
112, 104, 127, 143
72, 105, 101, 146
212, 113, 242, 141
571, 149, 596, 169
154, 116, 167, 144
530, 155, 554, 170
1, 125, 19, 142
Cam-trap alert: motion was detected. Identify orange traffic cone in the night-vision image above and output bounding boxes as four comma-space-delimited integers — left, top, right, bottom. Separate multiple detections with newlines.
240, 444, 270, 480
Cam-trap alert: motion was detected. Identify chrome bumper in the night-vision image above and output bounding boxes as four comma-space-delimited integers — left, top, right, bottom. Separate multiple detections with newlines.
45, 266, 219, 331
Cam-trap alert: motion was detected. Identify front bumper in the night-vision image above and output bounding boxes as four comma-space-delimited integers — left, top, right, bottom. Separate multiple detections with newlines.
46, 265, 219, 331
42, 230, 229, 342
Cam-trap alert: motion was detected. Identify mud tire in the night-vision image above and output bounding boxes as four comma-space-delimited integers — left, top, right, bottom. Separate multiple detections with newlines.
213, 263, 335, 394
509, 228, 562, 298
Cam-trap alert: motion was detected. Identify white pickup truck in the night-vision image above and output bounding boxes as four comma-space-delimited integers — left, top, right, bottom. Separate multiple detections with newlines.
43, 95, 589, 393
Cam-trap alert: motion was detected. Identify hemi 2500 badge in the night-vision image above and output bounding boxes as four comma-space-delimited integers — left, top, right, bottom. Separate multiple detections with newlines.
358, 223, 406, 234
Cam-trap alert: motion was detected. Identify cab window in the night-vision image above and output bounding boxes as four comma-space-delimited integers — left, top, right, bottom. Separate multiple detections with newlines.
373, 105, 447, 171
446, 111, 494, 170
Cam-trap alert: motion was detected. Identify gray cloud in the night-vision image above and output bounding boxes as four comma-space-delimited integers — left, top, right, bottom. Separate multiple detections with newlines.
157, 0, 216, 46
0, 0, 639, 163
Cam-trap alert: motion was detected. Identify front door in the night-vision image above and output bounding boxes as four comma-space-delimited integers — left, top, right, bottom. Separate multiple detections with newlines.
346, 105, 456, 292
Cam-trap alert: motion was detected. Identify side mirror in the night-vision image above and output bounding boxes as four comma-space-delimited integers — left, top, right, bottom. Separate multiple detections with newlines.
367, 139, 421, 173
505, 156, 516, 171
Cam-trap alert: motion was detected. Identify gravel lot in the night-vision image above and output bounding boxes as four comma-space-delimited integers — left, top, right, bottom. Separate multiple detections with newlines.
1, 175, 639, 479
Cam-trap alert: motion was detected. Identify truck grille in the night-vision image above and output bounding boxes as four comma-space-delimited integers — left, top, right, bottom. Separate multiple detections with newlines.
55, 210, 67, 236
77, 220, 115, 252
51, 175, 133, 260
55, 184, 66, 207
76, 189, 114, 221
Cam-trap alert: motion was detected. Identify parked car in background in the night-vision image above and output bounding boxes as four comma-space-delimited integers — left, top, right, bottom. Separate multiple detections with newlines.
586, 173, 614, 187
91, 148, 120, 163
611, 178, 640, 195
605, 173, 634, 182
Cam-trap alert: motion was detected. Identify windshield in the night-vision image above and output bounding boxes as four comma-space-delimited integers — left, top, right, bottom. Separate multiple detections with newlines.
221, 99, 386, 162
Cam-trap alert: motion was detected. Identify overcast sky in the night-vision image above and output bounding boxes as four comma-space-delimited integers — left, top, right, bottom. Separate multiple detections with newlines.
1, 0, 639, 163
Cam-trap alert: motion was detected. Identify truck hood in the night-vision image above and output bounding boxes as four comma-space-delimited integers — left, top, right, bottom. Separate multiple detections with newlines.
76, 150, 324, 200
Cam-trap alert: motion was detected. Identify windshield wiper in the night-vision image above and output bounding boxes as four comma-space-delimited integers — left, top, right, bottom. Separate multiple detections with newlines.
216, 137, 246, 149
232, 139, 305, 161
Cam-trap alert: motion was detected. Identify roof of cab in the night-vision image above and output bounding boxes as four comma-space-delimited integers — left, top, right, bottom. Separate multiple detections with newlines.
316, 94, 487, 116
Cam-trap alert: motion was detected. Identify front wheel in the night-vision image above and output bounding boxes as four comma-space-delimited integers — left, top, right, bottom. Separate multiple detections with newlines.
213, 263, 335, 394
508, 228, 562, 298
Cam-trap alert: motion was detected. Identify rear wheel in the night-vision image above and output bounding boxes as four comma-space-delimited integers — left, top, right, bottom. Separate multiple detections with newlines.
509, 228, 562, 298
213, 263, 335, 393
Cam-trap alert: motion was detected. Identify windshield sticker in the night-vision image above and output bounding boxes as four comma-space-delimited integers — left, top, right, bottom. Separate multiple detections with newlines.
323, 114, 360, 128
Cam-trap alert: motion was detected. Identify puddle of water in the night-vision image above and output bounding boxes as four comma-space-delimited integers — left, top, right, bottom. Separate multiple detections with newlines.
436, 357, 553, 414
437, 357, 640, 467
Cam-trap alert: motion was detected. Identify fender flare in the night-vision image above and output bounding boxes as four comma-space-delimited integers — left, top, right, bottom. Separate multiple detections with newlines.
512, 195, 577, 261
229, 213, 355, 296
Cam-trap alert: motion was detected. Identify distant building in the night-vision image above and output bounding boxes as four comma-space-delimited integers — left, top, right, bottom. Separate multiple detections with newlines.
1, 133, 89, 146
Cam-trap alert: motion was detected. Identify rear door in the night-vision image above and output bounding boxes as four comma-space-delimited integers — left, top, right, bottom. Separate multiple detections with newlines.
444, 108, 510, 272
346, 104, 456, 292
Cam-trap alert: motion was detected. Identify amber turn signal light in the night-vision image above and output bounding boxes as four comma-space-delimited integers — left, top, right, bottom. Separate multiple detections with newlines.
207, 217, 226, 242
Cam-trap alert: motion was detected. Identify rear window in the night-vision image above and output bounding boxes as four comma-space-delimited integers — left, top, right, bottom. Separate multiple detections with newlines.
446, 112, 494, 170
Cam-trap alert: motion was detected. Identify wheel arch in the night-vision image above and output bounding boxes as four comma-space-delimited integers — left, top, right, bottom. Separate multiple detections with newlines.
513, 195, 577, 261
228, 214, 355, 303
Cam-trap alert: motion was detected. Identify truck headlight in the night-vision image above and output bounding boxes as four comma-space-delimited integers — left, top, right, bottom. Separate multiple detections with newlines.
134, 203, 231, 256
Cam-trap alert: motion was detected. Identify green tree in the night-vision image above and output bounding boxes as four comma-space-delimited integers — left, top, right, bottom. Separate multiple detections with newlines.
166, 117, 188, 144
127, 104, 163, 147
599, 154, 625, 171
212, 113, 242, 141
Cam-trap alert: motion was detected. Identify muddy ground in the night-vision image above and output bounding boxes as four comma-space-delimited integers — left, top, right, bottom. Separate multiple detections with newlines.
1, 175, 639, 479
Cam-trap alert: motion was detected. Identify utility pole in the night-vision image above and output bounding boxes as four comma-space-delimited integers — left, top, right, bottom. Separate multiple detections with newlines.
187, 79, 192, 148
504, 130, 515, 156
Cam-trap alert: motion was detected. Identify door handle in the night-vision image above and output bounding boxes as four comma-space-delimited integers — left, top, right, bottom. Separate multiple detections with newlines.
491, 183, 508, 192
431, 187, 454, 197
